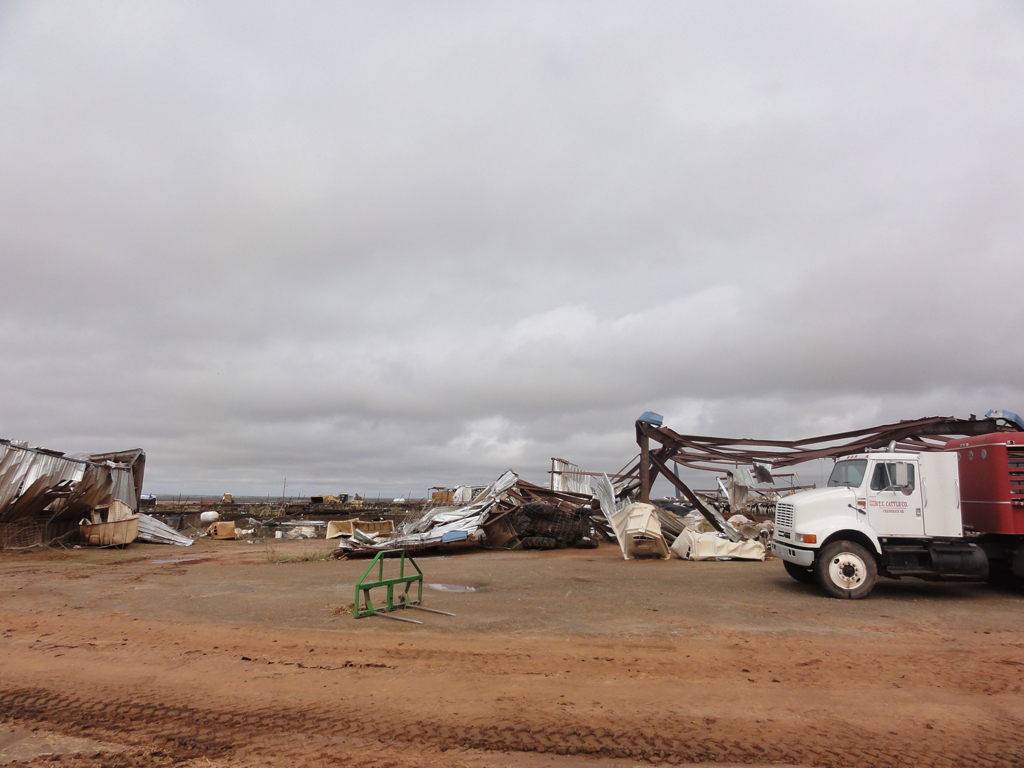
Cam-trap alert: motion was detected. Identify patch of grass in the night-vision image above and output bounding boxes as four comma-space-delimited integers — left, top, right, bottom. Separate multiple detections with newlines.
263, 544, 333, 564
249, 504, 282, 518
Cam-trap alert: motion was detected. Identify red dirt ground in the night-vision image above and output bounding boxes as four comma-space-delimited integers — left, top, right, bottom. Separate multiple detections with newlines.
2, 539, 1023, 767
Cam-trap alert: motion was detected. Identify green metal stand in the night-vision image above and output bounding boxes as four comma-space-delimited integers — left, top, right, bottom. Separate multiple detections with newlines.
354, 549, 423, 619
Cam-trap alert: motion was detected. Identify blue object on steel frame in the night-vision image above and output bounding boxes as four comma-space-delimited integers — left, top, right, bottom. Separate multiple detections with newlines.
638, 411, 664, 426
985, 409, 1024, 431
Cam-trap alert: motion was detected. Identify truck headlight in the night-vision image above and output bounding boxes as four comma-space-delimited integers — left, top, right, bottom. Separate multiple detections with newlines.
798, 534, 817, 544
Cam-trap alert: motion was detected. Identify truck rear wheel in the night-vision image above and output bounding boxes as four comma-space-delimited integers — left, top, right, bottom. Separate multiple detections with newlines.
783, 559, 817, 584
815, 540, 877, 599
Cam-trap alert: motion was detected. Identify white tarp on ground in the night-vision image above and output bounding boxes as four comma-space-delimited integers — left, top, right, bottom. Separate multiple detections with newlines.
609, 502, 672, 560
670, 529, 766, 561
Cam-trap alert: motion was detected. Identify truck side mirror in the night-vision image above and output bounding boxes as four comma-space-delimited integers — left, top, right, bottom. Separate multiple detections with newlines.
901, 485, 913, 496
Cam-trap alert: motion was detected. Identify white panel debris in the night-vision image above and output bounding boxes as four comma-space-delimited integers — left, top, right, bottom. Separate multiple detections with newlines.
671, 529, 767, 561
593, 473, 627, 534
608, 502, 671, 560
452, 486, 475, 505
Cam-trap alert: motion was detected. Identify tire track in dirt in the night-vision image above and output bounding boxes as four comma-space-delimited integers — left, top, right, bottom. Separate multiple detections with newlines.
2, 685, 1023, 768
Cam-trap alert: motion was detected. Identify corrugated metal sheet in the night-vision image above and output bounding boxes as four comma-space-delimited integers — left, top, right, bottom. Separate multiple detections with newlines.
137, 513, 193, 546
551, 458, 592, 495
0, 439, 145, 531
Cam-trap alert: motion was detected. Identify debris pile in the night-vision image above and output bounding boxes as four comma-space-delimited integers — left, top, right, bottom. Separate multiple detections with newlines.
505, 503, 590, 549
334, 470, 597, 557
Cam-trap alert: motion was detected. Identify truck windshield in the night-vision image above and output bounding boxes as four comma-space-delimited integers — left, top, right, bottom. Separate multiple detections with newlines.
828, 459, 867, 488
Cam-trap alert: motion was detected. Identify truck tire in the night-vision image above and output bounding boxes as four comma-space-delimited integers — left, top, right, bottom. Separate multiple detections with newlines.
783, 559, 817, 584
815, 540, 877, 599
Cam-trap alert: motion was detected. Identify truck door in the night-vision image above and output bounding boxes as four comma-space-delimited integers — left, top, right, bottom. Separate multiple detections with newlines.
918, 451, 961, 537
867, 460, 925, 536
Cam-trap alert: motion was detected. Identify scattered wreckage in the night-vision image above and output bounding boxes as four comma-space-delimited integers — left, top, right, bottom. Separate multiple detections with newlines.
333, 412, 1023, 565
333, 470, 598, 558
332, 466, 768, 562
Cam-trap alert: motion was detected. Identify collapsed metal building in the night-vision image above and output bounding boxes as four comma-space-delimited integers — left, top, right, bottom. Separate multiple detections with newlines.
0, 439, 146, 548
618, 413, 1024, 530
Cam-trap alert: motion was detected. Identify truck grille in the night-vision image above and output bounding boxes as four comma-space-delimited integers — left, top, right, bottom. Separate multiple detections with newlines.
776, 502, 794, 529
1010, 447, 1024, 505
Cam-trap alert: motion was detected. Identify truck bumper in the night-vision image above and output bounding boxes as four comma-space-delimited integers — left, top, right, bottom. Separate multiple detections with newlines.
771, 540, 815, 567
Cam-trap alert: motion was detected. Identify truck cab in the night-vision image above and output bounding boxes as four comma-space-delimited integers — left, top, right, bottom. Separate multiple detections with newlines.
771, 450, 986, 598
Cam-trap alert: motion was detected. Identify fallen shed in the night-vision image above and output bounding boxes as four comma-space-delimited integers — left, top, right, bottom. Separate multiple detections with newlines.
0, 439, 145, 548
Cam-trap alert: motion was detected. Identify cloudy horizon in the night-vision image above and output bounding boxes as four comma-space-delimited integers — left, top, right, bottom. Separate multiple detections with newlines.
1, 2, 1022, 498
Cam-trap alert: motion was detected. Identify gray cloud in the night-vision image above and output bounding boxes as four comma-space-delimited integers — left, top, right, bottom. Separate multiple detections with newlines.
1, 1, 1023, 497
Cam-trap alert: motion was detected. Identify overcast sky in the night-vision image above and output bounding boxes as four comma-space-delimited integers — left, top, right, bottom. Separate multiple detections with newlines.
1, 2, 1022, 498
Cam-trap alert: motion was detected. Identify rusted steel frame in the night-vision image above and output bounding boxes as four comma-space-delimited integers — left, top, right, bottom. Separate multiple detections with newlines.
482, 506, 518, 526
642, 417, 1009, 465
546, 468, 634, 480
769, 427, 960, 466
613, 454, 640, 479
670, 461, 755, 473
502, 488, 529, 505
670, 435, 795, 451
623, 444, 674, 502
516, 485, 591, 505
768, 421, 1002, 463
788, 416, 1005, 446
547, 458, 632, 483
641, 424, 783, 465
617, 465, 641, 483
639, 418, 1013, 472
785, 418, 948, 447
646, 452, 737, 540
638, 423, 651, 503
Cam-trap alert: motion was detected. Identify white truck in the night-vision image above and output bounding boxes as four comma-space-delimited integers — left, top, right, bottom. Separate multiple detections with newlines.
771, 433, 1024, 598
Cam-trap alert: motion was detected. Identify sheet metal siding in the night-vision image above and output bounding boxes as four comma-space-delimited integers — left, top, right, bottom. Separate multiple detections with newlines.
0, 441, 145, 526
0, 446, 86, 523
551, 459, 592, 495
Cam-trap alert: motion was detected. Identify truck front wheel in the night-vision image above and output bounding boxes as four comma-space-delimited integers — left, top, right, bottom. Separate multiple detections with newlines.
815, 540, 877, 599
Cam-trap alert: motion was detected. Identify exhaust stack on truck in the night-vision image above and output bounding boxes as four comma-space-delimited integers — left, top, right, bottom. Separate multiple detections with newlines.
772, 434, 1024, 598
